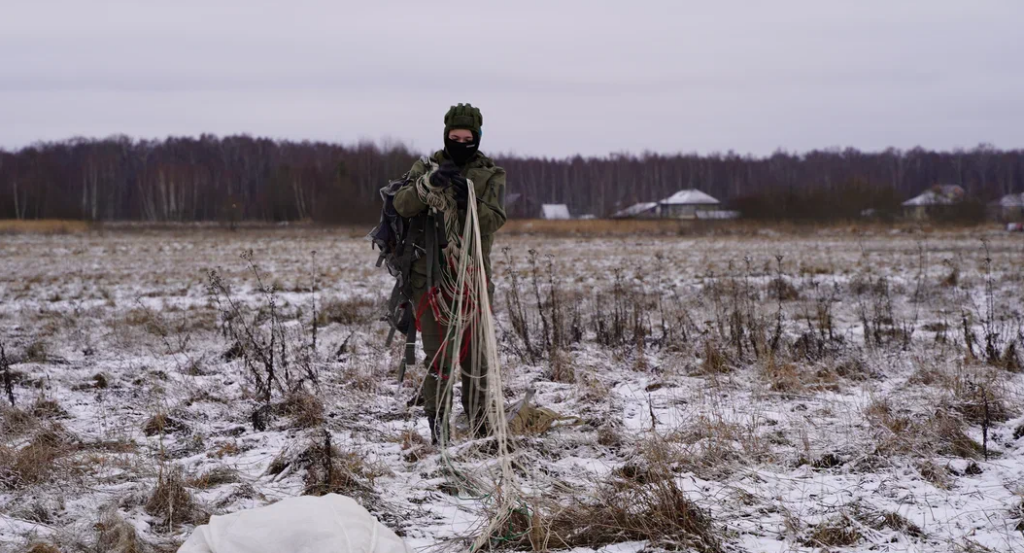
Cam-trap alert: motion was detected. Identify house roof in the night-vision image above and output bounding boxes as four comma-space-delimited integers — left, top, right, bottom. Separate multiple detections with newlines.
659, 189, 720, 206
902, 184, 965, 207
612, 202, 658, 218
540, 204, 571, 220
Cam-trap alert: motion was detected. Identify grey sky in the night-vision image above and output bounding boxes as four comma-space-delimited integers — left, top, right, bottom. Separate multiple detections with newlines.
1, 0, 1021, 157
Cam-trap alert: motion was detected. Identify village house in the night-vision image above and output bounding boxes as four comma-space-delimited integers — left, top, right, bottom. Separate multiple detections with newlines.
988, 192, 1024, 222
901, 184, 965, 220
657, 189, 721, 219
539, 204, 571, 220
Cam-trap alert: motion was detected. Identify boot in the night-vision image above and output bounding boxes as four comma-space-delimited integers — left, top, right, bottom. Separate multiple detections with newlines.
426, 414, 450, 446
425, 414, 438, 446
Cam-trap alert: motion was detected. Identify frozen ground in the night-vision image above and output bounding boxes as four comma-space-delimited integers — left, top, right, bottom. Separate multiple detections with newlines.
1, 225, 1023, 552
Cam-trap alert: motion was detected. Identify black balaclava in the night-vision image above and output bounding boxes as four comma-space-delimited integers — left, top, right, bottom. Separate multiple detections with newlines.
442, 103, 483, 166
444, 131, 480, 167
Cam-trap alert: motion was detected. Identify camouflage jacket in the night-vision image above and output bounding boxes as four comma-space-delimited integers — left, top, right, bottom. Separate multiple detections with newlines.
392, 150, 506, 286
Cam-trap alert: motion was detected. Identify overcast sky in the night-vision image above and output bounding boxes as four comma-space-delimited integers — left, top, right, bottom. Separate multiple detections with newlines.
1, 1, 1021, 157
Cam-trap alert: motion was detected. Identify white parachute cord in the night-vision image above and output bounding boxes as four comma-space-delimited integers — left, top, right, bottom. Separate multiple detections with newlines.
465, 183, 520, 551
418, 173, 521, 547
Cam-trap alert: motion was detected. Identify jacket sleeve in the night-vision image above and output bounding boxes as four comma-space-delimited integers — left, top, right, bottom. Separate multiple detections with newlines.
392, 160, 428, 218
476, 168, 507, 235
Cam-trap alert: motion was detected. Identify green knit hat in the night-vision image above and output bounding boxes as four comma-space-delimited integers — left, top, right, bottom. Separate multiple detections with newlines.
443, 103, 483, 138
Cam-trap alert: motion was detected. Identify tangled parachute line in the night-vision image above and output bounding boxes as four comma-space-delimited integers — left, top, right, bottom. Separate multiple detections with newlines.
415, 160, 521, 549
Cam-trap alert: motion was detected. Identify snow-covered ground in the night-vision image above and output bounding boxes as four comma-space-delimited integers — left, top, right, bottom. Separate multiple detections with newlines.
1, 225, 1023, 553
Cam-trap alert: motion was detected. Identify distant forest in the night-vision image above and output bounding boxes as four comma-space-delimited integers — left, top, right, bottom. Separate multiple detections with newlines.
1, 135, 1021, 223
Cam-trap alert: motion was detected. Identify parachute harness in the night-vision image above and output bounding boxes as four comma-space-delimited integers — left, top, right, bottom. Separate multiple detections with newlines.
415, 161, 521, 550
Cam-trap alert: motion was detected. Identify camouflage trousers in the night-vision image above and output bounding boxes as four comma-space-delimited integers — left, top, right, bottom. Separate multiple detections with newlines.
412, 278, 489, 435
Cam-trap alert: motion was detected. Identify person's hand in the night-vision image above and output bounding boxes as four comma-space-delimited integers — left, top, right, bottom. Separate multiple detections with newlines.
429, 162, 461, 189
451, 177, 469, 210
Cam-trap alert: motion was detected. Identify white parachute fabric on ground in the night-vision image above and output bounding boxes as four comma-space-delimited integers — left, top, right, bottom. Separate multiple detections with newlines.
176, 494, 412, 553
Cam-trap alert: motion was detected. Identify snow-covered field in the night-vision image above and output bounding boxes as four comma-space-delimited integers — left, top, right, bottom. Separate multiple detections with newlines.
2, 225, 1023, 553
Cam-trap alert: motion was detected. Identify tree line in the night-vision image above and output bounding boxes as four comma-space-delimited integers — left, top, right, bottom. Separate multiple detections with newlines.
1, 135, 1021, 223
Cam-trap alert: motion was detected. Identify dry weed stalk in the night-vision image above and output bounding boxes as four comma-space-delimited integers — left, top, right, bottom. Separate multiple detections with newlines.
207, 250, 326, 429
1, 340, 14, 407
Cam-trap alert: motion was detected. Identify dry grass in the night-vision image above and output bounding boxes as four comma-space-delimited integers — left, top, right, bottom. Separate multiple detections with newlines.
698, 338, 732, 375
941, 371, 1014, 425
145, 467, 207, 530
142, 413, 191, 437
274, 391, 326, 429
95, 510, 148, 553
516, 471, 723, 552
267, 433, 384, 505
918, 460, 953, 489
186, 467, 240, 490
501, 218, 960, 237
30, 397, 69, 419
503, 218, 694, 236
0, 405, 39, 437
24, 340, 49, 363
21, 544, 61, 553
866, 398, 984, 459
759, 355, 806, 396
0, 425, 80, 489
803, 515, 862, 548
0, 219, 93, 234
3, 225, 1023, 551
317, 296, 377, 326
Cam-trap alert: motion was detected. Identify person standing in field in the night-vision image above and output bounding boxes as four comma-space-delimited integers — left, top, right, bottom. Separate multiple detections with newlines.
391, 103, 507, 445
